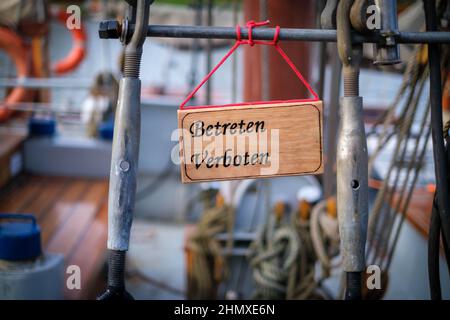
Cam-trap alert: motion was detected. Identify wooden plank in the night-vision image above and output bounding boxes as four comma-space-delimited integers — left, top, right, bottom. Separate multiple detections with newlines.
370, 180, 434, 238
45, 180, 108, 255
0, 174, 34, 203
18, 176, 70, 219
0, 175, 45, 213
64, 221, 107, 299
405, 187, 433, 237
0, 133, 26, 156
39, 179, 89, 246
178, 101, 323, 183
0, 174, 109, 300
0, 133, 26, 189
64, 200, 108, 300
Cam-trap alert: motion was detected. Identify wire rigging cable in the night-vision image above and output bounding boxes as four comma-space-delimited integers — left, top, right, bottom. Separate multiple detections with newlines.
363, 0, 450, 300
424, 0, 450, 300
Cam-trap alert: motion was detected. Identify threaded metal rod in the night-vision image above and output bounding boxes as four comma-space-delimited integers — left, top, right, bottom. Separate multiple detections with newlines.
345, 272, 362, 300
107, 249, 126, 289
343, 68, 360, 97
124, 52, 142, 78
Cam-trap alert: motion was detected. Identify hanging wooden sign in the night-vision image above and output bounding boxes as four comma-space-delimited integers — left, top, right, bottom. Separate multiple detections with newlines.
177, 20, 323, 183
178, 101, 323, 183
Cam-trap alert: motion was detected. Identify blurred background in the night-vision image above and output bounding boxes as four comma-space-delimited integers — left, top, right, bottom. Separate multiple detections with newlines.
0, 0, 449, 300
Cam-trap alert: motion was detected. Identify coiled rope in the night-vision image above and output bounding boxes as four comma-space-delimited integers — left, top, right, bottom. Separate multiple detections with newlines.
186, 195, 235, 299
248, 206, 301, 299
248, 201, 329, 300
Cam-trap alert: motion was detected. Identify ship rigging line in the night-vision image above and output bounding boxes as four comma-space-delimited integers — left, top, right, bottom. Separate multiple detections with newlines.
425, 0, 450, 253
424, 0, 450, 300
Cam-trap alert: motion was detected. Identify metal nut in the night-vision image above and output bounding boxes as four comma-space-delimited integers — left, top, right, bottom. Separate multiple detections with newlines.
385, 36, 395, 46
99, 20, 121, 39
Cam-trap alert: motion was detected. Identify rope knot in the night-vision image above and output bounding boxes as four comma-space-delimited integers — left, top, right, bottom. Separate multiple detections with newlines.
246, 20, 269, 46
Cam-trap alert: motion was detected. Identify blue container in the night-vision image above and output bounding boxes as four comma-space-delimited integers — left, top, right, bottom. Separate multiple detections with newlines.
28, 117, 56, 137
0, 213, 42, 261
98, 120, 114, 140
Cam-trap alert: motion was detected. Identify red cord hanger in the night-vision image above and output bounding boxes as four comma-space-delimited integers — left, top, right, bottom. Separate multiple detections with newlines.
180, 20, 319, 110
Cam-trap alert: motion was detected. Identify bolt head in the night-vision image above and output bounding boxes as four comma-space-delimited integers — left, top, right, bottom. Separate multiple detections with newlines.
99, 20, 121, 39
385, 36, 395, 46
119, 160, 130, 172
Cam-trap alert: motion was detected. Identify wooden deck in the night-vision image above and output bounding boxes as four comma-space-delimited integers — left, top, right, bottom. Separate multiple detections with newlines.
0, 174, 109, 299
404, 187, 434, 237
370, 178, 434, 237
0, 173, 437, 300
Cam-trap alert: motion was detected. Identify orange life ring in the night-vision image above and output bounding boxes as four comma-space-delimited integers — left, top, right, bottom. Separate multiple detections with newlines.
51, 10, 87, 75
0, 28, 29, 122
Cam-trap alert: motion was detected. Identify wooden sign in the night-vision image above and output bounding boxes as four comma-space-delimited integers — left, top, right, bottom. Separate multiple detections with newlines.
177, 101, 323, 183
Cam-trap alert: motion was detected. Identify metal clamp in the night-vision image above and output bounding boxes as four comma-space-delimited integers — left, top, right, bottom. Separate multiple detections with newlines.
373, 0, 401, 65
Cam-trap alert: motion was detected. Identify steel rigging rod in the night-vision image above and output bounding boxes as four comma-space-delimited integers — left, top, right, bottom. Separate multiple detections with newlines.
99, 24, 450, 44
97, 0, 153, 301
336, 0, 368, 300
